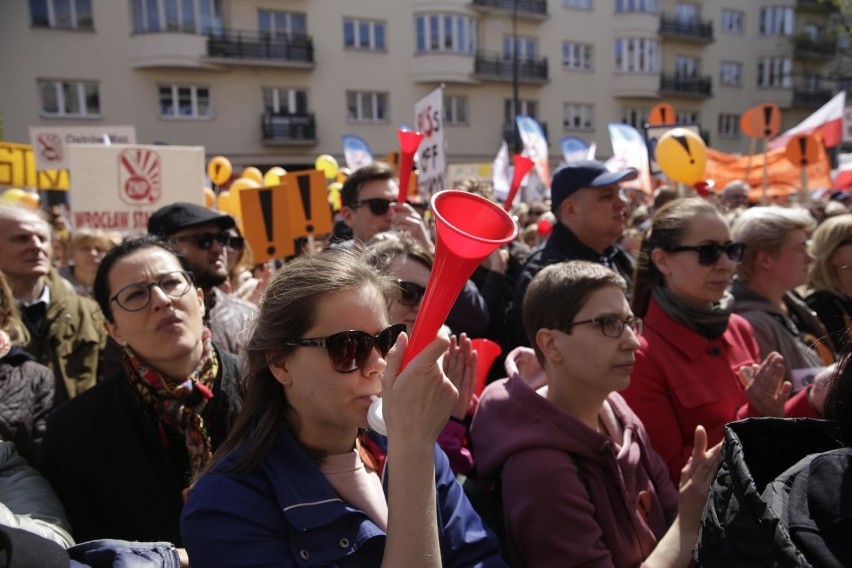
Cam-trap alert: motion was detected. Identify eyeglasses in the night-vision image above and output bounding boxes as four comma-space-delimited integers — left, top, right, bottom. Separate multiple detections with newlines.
285, 323, 406, 373
110, 270, 195, 312
172, 231, 241, 251
562, 315, 643, 339
396, 280, 426, 307
349, 198, 395, 216
661, 242, 747, 266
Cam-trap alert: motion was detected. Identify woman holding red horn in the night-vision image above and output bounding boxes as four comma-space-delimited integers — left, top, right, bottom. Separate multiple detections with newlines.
181, 249, 504, 567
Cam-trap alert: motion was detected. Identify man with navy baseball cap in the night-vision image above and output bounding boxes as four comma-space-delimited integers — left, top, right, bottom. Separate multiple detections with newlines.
506, 160, 639, 348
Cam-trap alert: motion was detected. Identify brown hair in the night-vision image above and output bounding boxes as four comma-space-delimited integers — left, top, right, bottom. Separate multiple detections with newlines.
341, 161, 395, 207
0, 272, 29, 345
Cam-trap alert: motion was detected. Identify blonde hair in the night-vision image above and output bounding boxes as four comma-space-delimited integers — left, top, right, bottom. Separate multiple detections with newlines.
731, 206, 816, 282
809, 214, 852, 297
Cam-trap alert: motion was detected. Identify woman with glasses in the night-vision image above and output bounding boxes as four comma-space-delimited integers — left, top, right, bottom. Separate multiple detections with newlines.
40, 236, 242, 547
623, 198, 818, 484
806, 214, 852, 353
471, 260, 719, 567
181, 248, 503, 567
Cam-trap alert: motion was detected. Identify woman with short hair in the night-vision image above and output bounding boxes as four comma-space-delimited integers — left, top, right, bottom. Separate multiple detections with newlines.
806, 214, 852, 353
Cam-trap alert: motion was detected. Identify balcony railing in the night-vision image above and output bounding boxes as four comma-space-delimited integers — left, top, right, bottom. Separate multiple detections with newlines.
659, 73, 713, 97
503, 121, 548, 149
793, 33, 837, 58
207, 29, 314, 64
659, 14, 714, 42
796, 0, 835, 12
473, 52, 549, 83
791, 76, 835, 107
470, 0, 548, 18
261, 112, 317, 144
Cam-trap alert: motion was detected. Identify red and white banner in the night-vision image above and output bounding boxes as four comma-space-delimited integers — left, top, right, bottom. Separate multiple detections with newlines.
836, 153, 852, 190
768, 91, 846, 150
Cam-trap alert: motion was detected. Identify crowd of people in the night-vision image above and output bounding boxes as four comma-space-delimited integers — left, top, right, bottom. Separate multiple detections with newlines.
0, 158, 851, 567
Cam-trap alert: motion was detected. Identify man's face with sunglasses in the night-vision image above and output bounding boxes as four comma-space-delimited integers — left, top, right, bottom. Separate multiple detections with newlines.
341, 178, 399, 243
169, 222, 229, 289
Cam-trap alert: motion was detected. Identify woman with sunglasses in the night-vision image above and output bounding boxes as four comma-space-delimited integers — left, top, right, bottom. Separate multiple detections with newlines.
471, 260, 719, 567
806, 214, 852, 353
366, 234, 479, 475
40, 236, 242, 547
623, 198, 818, 483
181, 248, 503, 567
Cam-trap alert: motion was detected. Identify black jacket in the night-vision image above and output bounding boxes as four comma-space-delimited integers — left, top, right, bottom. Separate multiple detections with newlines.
40, 347, 241, 545
0, 347, 54, 466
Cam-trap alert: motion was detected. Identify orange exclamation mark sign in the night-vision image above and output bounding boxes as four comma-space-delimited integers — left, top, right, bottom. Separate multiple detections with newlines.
762, 105, 774, 138
797, 137, 809, 166
259, 188, 276, 256
674, 135, 694, 164
296, 174, 314, 234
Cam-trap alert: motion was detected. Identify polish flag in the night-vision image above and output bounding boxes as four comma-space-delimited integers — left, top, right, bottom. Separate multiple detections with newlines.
836, 152, 852, 190
768, 91, 846, 150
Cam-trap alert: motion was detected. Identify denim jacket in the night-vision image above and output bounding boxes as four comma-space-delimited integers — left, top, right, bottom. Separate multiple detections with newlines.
181, 426, 505, 567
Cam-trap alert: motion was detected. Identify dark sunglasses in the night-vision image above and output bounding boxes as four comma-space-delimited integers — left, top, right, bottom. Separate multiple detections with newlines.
172, 231, 242, 251
349, 198, 394, 216
661, 242, 747, 266
396, 280, 426, 307
285, 323, 406, 373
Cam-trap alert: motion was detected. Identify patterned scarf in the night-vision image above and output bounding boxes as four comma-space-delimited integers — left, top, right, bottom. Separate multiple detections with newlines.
122, 328, 219, 478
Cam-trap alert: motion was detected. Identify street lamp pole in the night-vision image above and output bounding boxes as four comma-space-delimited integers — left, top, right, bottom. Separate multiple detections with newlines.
512, 0, 521, 154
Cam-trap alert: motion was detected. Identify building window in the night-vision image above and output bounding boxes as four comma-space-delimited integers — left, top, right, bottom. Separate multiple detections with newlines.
757, 58, 792, 88
263, 87, 308, 115
38, 79, 100, 117
158, 85, 211, 118
718, 113, 741, 138
503, 36, 538, 61
676, 111, 699, 124
259, 10, 306, 38
615, 0, 657, 13
563, 103, 594, 131
346, 91, 388, 122
621, 107, 649, 129
444, 95, 468, 125
132, 0, 217, 34
505, 99, 539, 121
415, 14, 475, 54
721, 9, 744, 33
562, 0, 591, 9
614, 38, 659, 73
720, 61, 742, 86
343, 18, 385, 50
674, 2, 700, 24
759, 7, 793, 36
30, 0, 94, 29
562, 42, 594, 70
676, 56, 700, 78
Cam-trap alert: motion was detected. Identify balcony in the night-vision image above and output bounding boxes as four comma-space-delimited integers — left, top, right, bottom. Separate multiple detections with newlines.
792, 32, 837, 59
791, 77, 835, 107
659, 73, 713, 98
796, 0, 835, 12
658, 14, 714, 43
207, 29, 314, 68
473, 52, 549, 84
470, 0, 548, 20
503, 121, 548, 149
261, 112, 317, 146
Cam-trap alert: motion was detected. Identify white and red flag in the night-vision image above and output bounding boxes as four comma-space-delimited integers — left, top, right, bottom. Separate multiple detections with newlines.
768, 91, 846, 150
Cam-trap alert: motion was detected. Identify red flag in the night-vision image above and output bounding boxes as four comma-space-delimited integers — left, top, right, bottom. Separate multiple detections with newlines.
768, 92, 846, 150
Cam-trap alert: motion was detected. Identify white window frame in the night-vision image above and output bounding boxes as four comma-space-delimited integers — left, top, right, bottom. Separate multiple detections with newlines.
759, 7, 794, 36
675, 56, 700, 78
675, 2, 700, 24
721, 9, 744, 34
562, 42, 594, 71
258, 9, 306, 38
346, 91, 389, 123
415, 14, 475, 54
757, 57, 792, 88
132, 0, 216, 34
505, 99, 539, 121
443, 95, 468, 126
263, 87, 308, 115
562, 0, 591, 9
503, 36, 538, 61
343, 18, 386, 50
621, 107, 649, 129
676, 111, 699, 124
158, 84, 211, 119
718, 113, 741, 138
563, 103, 594, 131
614, 38, 659, 73
31, 0, 94, 29
720, 61, 742, 86
615, 0, 658, 14
38, 79, 100, 118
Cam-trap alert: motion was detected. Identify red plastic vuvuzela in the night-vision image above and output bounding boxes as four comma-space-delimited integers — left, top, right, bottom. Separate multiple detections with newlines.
503, 155, 536, 211
397, 129, 425, 204
402, 191, 518, 367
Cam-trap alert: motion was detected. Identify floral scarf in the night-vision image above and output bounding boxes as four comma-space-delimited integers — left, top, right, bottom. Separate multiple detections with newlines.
122, 328, 218, 478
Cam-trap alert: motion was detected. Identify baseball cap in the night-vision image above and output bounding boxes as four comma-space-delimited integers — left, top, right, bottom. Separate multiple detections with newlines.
147, 202, 235, 238
550, 160, 638, 212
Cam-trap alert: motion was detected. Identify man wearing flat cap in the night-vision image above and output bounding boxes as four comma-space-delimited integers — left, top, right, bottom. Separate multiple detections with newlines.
148, 202, 257, 355
506, 160, 639, 348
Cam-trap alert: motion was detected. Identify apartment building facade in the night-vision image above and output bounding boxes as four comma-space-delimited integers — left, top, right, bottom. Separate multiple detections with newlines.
1, 0, 848, 171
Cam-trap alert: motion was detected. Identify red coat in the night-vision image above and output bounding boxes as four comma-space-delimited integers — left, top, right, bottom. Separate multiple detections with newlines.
622, 298, 816, 483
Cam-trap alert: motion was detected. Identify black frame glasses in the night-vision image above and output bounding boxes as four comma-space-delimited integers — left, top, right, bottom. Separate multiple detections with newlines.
562, 315, 643, 339
349, 198, 394, 216
285, 323, 406, 373
396, 280, 426, 307
172, 231, 241, 251
661, 242, 747, 266
110, 270, 195, 313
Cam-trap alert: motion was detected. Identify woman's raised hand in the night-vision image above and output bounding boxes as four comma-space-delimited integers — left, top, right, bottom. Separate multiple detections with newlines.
442, 333, 478, 420
741, 352, 791, 417
677, 425, 722, 530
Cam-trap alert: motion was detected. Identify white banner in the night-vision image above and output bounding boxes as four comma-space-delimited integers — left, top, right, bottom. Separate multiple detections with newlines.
414, 87, 446, 197
29, 125, 136, 171
516, 115, 551, 186
68, 144, 204, 232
